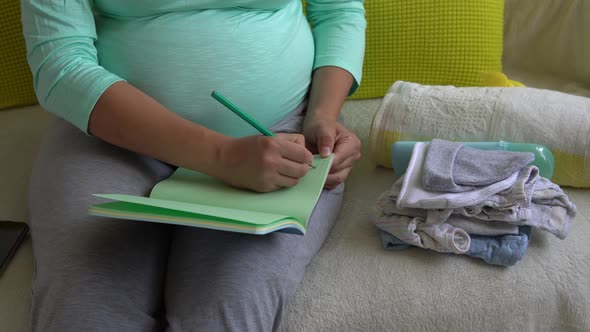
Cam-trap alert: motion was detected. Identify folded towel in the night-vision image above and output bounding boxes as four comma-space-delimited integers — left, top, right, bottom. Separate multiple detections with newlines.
423, 139, 534, 192
369, 81, 590, 187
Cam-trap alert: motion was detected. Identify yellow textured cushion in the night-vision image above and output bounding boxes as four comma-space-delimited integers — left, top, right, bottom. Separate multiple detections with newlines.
0, 1, 37, 110
353, 0, 504, 99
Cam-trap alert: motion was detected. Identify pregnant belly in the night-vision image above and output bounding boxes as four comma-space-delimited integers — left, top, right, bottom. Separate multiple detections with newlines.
95, 4, 314, 137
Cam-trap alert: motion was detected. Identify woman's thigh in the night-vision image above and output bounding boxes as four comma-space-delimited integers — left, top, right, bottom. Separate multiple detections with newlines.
164, 184, 344, 332
29, 119, 175, 332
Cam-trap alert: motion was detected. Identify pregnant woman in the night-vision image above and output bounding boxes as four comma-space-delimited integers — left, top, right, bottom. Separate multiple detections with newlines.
21, 0, 365, 330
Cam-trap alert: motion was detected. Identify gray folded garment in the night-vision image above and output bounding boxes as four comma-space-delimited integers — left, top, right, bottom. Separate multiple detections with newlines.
423, 139, 535, 192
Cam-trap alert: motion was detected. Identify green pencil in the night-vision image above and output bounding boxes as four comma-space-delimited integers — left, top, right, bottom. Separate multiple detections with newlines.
211, 91, 275, 137
211, 91, 315, 168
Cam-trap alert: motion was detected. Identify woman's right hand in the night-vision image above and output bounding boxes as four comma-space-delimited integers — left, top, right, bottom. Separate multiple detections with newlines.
213, 134, 314, 192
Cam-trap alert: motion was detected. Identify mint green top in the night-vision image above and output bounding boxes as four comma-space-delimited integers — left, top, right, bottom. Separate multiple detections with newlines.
21, 0, 366, 136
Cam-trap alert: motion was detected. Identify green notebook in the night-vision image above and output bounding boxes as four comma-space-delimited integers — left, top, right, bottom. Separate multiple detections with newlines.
89, 155, 333, 235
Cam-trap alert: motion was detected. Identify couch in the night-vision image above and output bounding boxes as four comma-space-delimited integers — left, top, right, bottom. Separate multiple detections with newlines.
1, 0, 589, 331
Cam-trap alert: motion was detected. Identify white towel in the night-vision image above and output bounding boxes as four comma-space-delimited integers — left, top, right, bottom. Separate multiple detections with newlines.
370, 81, 590, 187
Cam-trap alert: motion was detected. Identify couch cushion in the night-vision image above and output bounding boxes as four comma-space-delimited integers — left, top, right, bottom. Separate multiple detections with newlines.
279, 100, 590, 331
0, 106, 54, 223
503, 0, 590, 90
0, 1, 37, 110
350, 0, 504, 99
0, 105, 53, 332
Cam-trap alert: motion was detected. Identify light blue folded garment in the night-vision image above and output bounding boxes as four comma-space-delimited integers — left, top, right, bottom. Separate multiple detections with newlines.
380, 226, 532, 266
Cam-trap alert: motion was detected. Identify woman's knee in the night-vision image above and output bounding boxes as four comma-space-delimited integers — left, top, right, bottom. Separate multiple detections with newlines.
167, 268, 299, 332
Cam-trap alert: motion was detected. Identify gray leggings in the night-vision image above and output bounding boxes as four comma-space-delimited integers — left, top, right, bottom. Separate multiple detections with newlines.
28, 109, 343, 332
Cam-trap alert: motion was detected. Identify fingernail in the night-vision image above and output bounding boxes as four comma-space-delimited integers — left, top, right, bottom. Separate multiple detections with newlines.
321, 147, 331, 156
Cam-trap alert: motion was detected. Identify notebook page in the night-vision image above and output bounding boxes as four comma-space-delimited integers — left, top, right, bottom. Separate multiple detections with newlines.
149, 155, 333, 225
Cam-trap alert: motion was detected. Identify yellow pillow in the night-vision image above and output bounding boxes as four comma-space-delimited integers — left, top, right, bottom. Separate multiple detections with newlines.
352, 0, 504, 99
0, 1, 37, 110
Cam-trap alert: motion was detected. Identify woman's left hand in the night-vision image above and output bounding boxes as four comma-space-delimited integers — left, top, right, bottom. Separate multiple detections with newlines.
303, 116, 361, 189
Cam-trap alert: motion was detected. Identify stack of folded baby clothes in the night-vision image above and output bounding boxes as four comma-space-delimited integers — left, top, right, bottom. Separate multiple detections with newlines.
373, 139, 577, 266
